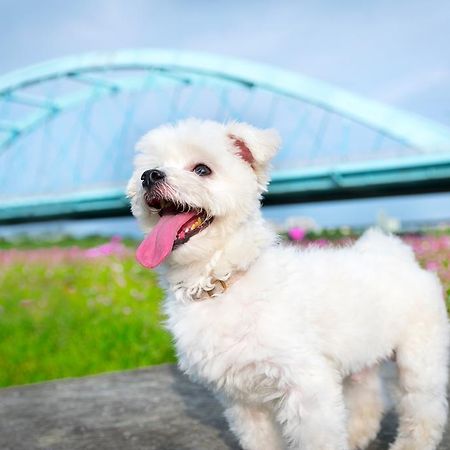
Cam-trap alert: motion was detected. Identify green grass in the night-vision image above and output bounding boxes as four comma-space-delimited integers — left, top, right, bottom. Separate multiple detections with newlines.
0, 249, 176, 387
0, 234, 137, 250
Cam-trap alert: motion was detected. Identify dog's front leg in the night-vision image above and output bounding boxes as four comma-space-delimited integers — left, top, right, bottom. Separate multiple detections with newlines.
275, 369, 349, 450
223, 401, 285, 450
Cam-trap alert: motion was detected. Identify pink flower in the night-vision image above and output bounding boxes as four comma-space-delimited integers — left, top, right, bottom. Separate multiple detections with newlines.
84, 236, 126, 259
314, 239, 329, 248
443, 236, 450, 248
426, 261, 440, 272
288, 227, 306, 242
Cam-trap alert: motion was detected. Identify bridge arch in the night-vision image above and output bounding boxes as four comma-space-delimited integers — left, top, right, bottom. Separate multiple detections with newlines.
1, 49, 450, 223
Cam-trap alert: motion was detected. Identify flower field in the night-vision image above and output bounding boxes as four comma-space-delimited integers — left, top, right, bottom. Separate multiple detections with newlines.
0, 236, 175, 388
0, 229, 449, 388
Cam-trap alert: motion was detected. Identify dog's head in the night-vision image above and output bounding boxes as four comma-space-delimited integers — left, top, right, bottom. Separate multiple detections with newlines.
127, 119, 280, 268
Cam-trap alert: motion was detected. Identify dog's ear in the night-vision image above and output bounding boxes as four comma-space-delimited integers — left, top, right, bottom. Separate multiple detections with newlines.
226, 122, 281, 192
226, 122, 281, 168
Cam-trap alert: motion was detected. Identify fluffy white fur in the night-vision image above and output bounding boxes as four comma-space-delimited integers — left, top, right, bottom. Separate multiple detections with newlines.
128, 119, 449, 450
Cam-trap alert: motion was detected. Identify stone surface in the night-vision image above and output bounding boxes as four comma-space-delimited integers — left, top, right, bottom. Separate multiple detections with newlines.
0, 363, 448, 450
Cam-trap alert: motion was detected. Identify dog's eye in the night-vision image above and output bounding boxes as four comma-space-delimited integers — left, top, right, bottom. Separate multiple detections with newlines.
193, 164, 212, 176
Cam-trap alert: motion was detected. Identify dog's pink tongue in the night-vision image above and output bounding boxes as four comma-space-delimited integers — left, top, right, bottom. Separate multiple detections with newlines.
136, 212, 197, 269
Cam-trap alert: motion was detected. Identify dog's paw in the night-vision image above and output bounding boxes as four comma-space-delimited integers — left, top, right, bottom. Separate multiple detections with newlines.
347, 412, 381, 450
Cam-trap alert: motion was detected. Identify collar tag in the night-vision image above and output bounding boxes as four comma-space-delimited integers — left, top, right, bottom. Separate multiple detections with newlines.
195, 278, 228, 300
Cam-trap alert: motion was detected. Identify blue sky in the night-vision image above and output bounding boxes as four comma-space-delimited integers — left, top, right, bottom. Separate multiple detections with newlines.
1, 0, 450, 229
2, 0, 449, 125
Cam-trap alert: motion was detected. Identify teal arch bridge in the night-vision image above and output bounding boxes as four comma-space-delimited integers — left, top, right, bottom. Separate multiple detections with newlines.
1, 49, 450, 224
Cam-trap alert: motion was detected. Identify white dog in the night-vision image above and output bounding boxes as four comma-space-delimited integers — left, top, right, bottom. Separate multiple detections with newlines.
128, 119, 449, 450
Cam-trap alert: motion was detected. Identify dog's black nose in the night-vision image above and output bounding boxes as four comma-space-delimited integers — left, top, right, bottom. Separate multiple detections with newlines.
141, 169, 165, 189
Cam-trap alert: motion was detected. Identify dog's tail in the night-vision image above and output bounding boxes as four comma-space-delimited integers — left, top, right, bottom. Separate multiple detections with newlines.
353, 227, 416, 262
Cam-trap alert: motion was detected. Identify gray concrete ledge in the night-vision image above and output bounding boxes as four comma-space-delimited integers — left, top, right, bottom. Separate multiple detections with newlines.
0, 364, 448, 449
